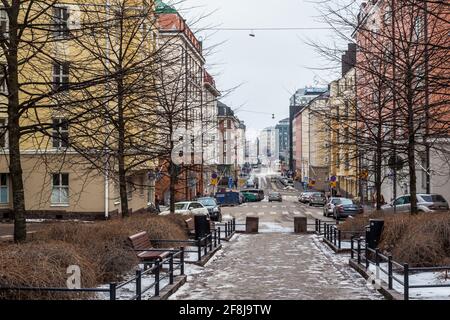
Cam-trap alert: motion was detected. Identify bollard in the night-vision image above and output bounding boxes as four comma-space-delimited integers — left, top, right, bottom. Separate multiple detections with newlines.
294, 216, 307, 233
246, 216, 259, 233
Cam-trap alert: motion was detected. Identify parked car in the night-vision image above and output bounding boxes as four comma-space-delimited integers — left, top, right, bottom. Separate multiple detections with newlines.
381, 194, 449, 213
241, 189, 265, 201
323, 197, 346, 217
241, 191, 258, 202
333, 198, 363, 220
268, 192, 282, 202
298, 192, 315, 203
197, 197, 222, 221
309, 192, 327, 206
159, 201, 210, 217
270, 176, 279, 182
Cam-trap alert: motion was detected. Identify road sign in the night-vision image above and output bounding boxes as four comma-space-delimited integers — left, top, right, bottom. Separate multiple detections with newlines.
330, 181, 337, 188
211, 178, 218, 186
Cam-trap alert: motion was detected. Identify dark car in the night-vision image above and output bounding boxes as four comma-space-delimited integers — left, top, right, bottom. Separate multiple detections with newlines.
241, 189, 265, 201
268, 192, 282, 202
333, 198, 363, 220
309, 192, 326, 206
198, 197, 222, 221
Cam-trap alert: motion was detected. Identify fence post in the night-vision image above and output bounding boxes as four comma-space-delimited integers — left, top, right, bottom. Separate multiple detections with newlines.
225, 223, 228, 238
338, 229, 342, 249
233, 218, 236, 232
135, 269, 142, 300
209, 233, 213, 251
323, 223, 327, 240
404, 263, 409, 301
214, 229, 217, 247
388, 255, 393, 290
350, 236, 354, 259
169, 254, 174, 285
197, 239, 202, 261
204, 236, 208, 255
319, 220, 322, 234
333, 227, 337, 246
365, 239, 369, 269
154, 261, 160, 297
218, 227, 221, 244
180, 247, 185, 275
228, 221, 232, 236
357, 238, 361, 265
315, 219, 318, 233
109, 283, 117, 301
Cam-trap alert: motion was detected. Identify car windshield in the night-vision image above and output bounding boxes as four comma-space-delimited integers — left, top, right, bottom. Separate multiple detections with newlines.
198, 198, 216, 206
175, 203, 188, 210
420, 195, 446, 203
313, 193, 324, 197
340, 199, 354, 205
270, 193, 280, 196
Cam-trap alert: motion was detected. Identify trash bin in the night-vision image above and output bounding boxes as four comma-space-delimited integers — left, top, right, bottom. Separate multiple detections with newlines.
194, 214, 210, 240
366, 219, 384, 249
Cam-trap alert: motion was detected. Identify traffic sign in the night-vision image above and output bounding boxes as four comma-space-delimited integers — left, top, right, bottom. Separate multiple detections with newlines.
330, 175, 337, 182
330, 181, 337, 188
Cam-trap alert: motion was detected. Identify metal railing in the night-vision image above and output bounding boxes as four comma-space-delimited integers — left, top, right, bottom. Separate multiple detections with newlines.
149, 229, 220, 262
0, 248, 185, 300
215, 218, 236, 238
350, 236, 450, 300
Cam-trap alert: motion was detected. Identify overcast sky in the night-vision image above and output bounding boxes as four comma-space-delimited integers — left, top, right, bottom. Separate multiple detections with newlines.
175, 0, 339, 132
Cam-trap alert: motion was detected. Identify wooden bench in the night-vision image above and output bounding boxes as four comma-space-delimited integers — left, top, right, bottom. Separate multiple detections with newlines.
128, 231, 171, 266
185, 218, 195, 237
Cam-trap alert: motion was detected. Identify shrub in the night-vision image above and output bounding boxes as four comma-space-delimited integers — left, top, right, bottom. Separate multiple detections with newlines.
0, 214, 189, 299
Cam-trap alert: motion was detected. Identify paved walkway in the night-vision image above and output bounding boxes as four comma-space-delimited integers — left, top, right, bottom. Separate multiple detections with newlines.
171, 233, 382, 300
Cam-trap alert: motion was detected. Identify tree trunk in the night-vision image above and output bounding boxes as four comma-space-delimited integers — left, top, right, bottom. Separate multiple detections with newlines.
117, 78, 129, 218
6, 5, 26, 242
169, 162, 177, 214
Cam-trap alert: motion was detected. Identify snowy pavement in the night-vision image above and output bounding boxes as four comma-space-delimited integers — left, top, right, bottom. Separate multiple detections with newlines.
170, 233, 383, 300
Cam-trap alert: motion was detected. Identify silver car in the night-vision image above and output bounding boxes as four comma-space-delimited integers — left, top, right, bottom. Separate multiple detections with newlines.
323, 197, 346, 217
381, 194, 449, 213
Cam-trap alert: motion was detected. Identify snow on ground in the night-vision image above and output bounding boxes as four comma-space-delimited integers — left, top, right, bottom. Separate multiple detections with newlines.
170, 233, 382, 300
367, 263, 450, 300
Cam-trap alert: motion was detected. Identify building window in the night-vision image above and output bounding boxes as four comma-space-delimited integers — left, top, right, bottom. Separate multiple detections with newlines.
0, 173, 8, 203
51, 173, 69, 204
52, 118, 69, 148
0, 118, 6, 148
0, 8, 8, 37
0, 64, 7, 94
53, 61, 70, 90
53, 6, 70, 38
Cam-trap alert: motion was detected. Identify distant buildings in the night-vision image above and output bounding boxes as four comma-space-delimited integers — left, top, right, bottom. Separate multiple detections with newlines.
275, 118, 290, 164
258, 127, 279, 167
289, 87, 328, 172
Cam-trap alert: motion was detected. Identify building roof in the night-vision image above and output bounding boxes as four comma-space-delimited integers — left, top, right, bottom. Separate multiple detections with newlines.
155, 0, 177, 14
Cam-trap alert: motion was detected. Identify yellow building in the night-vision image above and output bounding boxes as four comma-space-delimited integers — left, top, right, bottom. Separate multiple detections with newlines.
328, 67, 359, 198
0, 1, 158, 219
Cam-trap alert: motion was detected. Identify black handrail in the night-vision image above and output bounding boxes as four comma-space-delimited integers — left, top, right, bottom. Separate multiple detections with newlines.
350, 236, 450, 300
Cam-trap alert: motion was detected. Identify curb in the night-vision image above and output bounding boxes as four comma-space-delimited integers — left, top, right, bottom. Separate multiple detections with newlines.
349, 259, 404, 300
186, 244, 222, 267
150, 275, 187, 300
322, 238, 352, 254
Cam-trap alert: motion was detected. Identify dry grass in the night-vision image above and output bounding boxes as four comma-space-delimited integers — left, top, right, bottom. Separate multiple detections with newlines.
0, 214, 189, 300
339, 211, 450, 266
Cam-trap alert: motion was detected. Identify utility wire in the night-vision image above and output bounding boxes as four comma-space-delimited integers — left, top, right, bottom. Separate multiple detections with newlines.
194, 27, 333, 31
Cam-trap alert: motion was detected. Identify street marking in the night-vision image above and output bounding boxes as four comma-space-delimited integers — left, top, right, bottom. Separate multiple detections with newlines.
262, 205, 268, 208
282, 211, 289, 215
258, 212, 265, 216
293, 211, 301, 215
270, 211, 277, 215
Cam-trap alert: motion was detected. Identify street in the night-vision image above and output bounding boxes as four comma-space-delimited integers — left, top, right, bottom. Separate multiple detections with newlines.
221, 169, 335, 232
